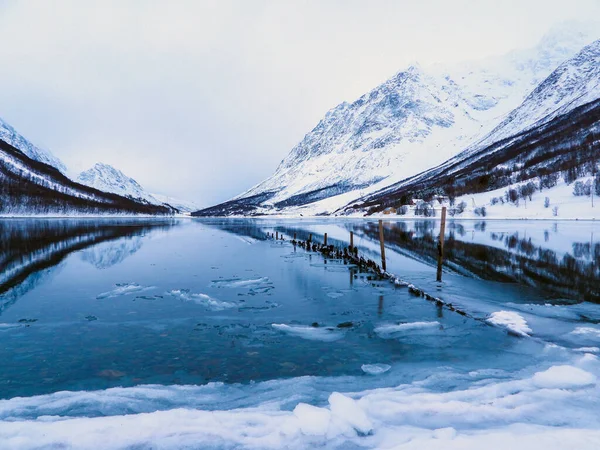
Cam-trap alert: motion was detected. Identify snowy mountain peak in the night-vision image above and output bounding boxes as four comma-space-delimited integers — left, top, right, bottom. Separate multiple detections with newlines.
475, 39, 600, 148
536, 20, 600, 54
0, 116, 67, 173
77, 163, 199, 212
77, 163, 159, 205
207, 22, 600, 217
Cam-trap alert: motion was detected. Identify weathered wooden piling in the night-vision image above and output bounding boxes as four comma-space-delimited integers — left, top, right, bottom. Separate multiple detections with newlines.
294, 232, 297, 240
378, 220, 387, 272
350, 231, 354, 248
324, 233, 328, 246
436, 207, 447, 282
309, 233, 312, 243
276, 231, 279, 240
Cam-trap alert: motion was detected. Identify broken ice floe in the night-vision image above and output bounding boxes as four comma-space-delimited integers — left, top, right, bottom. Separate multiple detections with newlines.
209, 277, 274, 296
96, 283, 155, 299
361, 363, 391, 375
374, 321, 440, 338
271, 324, 345, 342
209, 277, 271, 289
167, 289, 236, 311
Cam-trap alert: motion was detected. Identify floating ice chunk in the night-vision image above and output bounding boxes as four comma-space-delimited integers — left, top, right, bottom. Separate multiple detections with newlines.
374, 321, 440, 338
328, 392, 372, 435
361, 364, 391, 375
272, 324, 345, 342
168, 290, 236, 311
96, 283, 155, 299
574, 347, 600, 353
210, 277, 271, 288
326, 291, 344, 299
293, 403, 331, 436
531, 365, 596, 389
571, 327, 600, 338
487, 311, 531, 337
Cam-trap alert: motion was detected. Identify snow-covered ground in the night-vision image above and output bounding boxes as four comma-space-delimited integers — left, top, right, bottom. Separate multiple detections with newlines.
358, 177, 600, 221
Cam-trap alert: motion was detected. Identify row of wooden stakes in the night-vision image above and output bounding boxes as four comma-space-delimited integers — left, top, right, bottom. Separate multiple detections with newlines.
265, 210, 448, 282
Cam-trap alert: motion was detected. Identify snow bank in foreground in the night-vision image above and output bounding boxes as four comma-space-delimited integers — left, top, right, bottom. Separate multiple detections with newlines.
531, 365, 596, 389
487, 311, 532, 337
0, 363, 599, 449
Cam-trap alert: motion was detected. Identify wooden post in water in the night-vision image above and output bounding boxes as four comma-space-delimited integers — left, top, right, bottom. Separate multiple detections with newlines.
378, 220, 387, 272
350, 231, 354, 248
294, 232, 297, 240
309, 233, 312, 243
324, 233, 328, 246
436, 207, 447, 282
276, 231, 279, 240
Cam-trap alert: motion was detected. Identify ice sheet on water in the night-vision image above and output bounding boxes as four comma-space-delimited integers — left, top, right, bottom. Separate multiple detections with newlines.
504, 302, 583, 320
96, 283, 155, 299
487, 311, 532, 337
272, 324, 345, 342
361, 364, 391, 375
1, 363, 599, 449
374, 321, 440, 338
167, 289, 236, 311
210, 277, 271, 289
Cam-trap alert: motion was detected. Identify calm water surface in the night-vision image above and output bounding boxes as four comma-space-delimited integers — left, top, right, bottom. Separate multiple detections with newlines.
1, 218, 598, 399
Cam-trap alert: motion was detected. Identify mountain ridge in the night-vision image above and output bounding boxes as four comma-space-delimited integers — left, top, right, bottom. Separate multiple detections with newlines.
198, 22, 600, 217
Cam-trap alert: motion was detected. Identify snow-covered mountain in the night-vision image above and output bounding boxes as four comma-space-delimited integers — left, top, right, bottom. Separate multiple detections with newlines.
474, 38, 600, 149
77, 163, 160, 205
0, 116, 67, 173
350, 39, 600, 217
197, 22, 599, 217
150, 193, 199, 213
77, 163, 199, 213
0, 138, 172, 215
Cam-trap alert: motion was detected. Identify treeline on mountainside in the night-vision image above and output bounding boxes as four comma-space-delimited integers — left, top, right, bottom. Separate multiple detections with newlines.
0, 139, 173, 215
356, 99, 600, 214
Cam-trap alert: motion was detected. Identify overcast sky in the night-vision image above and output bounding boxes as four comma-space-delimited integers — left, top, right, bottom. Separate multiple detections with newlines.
0, 0, 599, 206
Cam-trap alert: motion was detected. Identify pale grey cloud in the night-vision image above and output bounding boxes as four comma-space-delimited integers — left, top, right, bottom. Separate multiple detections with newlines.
0, 0, 598, 206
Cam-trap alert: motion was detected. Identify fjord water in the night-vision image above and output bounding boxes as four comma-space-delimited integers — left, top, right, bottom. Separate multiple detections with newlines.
1, 218, 600, 448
